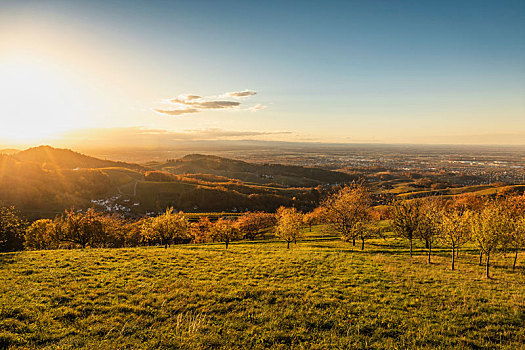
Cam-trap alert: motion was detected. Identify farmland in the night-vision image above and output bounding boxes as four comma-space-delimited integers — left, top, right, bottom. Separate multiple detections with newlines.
1, 226, 524, 349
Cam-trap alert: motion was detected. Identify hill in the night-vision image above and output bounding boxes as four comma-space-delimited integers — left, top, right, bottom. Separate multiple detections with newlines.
0, 148, 19, 155
14, 146, 143, 171
0, 148, 343, 215
152, 154, 356, 187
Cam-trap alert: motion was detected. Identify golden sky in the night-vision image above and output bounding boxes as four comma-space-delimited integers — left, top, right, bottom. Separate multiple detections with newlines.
1, 1, 524, 147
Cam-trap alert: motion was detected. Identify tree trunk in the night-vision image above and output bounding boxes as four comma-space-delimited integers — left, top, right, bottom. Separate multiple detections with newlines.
225, 240, 229, 249
309, 224, 312, 232
513, 248, 518, 270
451, 247, 455, 270
287, 240, 290, 249
361, 238, 365, 251
352, 238, 355, 246
428, 241, 432, 264
409, 239, 413, 257
486, 251, 491, 278
479, 250, 483, 266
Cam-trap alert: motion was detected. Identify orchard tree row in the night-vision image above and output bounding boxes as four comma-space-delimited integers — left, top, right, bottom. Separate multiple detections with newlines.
1, 185, 524, 278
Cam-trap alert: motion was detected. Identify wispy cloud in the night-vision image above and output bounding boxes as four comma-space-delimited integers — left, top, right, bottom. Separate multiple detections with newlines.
152, 108, 201, 116
153, 90, 263, 116
224, 90, 257, 98
248, 104, 266, 112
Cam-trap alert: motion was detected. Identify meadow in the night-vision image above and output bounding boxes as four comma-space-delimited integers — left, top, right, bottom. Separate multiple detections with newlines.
1, 226, 524, 349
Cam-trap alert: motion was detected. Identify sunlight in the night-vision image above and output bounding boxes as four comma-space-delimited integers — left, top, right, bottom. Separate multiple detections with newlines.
0, 55, 89, 144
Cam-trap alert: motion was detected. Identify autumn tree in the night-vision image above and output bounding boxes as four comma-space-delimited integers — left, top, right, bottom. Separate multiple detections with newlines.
417, 198, 443, 264
25, 219, 57, 250
54, 208, 104, 248
275, 206, 303, 249
390, 199, 421, 257
141, 208, 189, 248
303, 206, 327, 232
210, 217, 240, 248
507, 216, 525, 270
504, 195, 525, 270
439, 207, 470, 270
0, 206, 26, 251
190, 217, 213, 243
235, 212, 276, 240
469, 200, 508, 278
322, 184, 372, 246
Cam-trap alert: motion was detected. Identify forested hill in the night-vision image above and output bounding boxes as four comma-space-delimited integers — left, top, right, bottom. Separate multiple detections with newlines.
14, 146, 143, 171
0, 147, 357, 216
151, 154, 355, 186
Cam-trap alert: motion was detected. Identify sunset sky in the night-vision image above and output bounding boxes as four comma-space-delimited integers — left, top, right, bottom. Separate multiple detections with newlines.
1, 0, 524, 147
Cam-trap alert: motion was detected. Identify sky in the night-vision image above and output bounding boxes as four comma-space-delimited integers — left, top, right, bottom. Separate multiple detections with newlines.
0, 0, 524, 147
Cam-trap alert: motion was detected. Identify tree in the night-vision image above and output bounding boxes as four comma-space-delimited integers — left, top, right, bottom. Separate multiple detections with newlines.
275, 207, 303, 249
390, 199, 421, 257
354, 221, 378, 250
235, 212, 276, 240
469, 201, 508, 278
303, 206, 327, 232
322, 184, 372, 246
190, 217, 213, 243
54, 209, 103, 248
141, 208, 189, 248
0, 206, 26, 251
417, 198, 443, 264
210, 217, 240, 248
440, 208, 470, 270
508, 216, 525, 270
504, 195, 525, 270
25, 219, 57, 250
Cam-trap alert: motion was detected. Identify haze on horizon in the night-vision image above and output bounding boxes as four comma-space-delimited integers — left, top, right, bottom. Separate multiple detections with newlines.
1, 0, 524, 148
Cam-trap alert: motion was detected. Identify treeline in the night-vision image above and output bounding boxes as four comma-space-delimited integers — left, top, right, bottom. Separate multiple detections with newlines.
0, 207, 276, 251
1, 185, 524, 278
319, 185, 525, 278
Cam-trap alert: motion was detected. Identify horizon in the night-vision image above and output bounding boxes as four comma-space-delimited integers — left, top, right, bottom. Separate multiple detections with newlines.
1, 0, 524, 147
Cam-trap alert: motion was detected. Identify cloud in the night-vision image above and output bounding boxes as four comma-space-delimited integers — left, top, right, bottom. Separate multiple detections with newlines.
154, 90, 262, 116
152, 108, 201, 116
186, 128, 291, 138
248, 104, 266, 112
224, 90, 257, 98
169, 100, 241, 109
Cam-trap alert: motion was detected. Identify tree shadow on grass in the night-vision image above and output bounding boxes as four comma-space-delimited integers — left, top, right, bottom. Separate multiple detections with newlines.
0, 252, 18, 266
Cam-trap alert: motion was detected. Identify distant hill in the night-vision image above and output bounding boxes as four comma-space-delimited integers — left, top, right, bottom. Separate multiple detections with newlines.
0, 148, 20, 155
14, 146, 143, 171
152, 154, 356, 186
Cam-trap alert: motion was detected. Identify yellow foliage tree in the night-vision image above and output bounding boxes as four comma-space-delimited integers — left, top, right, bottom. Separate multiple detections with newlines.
275, 207, 303, 249
141, 208, 189, 248
322, 184, 372, 247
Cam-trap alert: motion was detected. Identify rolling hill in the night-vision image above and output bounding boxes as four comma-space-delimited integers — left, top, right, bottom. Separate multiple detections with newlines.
14, 146, 143, 171
151, 153, 356, 186
0, 147, 353, 215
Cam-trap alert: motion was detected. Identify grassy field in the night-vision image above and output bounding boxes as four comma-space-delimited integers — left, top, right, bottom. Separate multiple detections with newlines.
1, 226, 524, 349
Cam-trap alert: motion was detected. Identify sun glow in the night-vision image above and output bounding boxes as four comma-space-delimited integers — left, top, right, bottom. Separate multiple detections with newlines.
0, 55, 93, 145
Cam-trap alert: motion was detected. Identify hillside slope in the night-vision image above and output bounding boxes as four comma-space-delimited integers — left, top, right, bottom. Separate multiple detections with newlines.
153, 154, 355, 186
15, 146, 143, 171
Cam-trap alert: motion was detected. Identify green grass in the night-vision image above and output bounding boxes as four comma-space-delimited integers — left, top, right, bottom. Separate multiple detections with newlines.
1, 226, 524, 349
